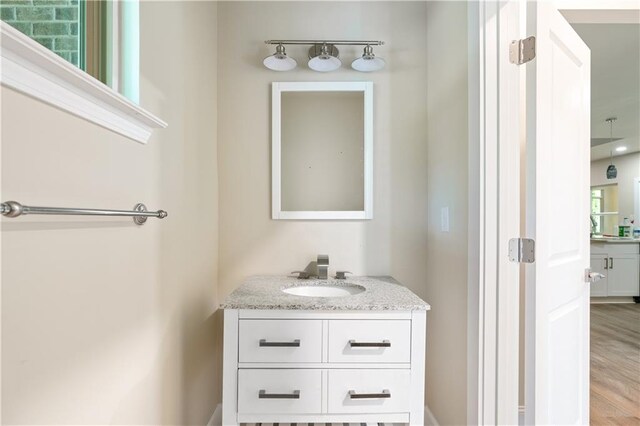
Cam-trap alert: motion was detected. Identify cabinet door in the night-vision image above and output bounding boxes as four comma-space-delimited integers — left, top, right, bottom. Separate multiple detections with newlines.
608, 255, 640, 296
590, 255, 608, 297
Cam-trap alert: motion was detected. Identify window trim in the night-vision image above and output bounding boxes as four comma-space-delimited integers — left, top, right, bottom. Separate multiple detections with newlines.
0, 21, 166, 144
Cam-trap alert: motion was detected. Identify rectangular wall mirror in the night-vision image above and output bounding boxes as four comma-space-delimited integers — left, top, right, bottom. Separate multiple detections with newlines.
272, 81, 373, 220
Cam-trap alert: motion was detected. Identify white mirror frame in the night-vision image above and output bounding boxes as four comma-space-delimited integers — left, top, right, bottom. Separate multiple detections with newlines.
271, 81, 374, 220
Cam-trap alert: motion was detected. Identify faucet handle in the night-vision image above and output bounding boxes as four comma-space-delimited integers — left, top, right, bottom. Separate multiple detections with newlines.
335, 271, 352, 280
291, 271, 311, 279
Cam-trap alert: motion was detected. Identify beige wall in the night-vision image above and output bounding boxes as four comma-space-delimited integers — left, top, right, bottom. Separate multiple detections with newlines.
218, 1, 469, 424
425, 2, 469, 425
591, 152, 640, 223
217, 0, 429, 297
1, 2, 219, 424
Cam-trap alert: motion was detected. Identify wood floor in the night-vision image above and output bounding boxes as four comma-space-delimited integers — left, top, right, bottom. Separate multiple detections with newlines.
591, 303, 640, 425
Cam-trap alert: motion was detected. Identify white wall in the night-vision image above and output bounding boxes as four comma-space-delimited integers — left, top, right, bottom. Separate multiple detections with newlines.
591, 152, 640, 221
425, 3, 469, 425
217, 2, 469, 425
1, 2, 219, 424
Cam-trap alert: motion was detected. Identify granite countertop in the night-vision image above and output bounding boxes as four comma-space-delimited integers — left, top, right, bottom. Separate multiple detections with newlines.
220, 275, 431, 311
591, 238, 640, 244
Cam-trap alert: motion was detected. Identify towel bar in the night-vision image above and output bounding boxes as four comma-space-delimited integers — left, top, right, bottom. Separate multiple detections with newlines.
0, 201, 167, 225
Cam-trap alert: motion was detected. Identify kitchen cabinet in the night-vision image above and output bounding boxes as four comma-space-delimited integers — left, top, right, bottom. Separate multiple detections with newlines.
590, 242, 640, 297
590, 254, 609, 297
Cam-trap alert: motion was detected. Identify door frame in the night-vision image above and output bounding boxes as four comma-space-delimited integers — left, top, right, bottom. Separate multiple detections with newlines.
473, 2, 640, 425
468, 1, 523, 424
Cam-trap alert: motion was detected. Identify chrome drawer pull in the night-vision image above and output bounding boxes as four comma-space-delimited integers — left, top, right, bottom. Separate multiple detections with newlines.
259, 390, 300, 399
349, 339, 391, 348
259, 339, 300, 347
349, 389, 391, 399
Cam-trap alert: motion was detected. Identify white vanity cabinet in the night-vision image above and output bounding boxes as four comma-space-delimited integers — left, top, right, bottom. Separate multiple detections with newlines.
220, 275, 430, 426
590, 242, 640, 297
223, 310, 426, 425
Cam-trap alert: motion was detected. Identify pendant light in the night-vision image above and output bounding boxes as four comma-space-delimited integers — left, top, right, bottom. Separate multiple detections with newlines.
606, 117, 618, 179
263, 44, 297, 71
351, 45, 385, 72
308, 43, 341, 72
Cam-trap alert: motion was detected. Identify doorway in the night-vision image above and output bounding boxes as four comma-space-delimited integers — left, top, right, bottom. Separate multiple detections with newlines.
567, 17, 640, 424
473, 3, 640, 424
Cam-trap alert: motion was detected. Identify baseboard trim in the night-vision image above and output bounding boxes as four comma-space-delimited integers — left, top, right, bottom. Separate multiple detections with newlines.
591, 296, 635, 304
207, 403, 221, 426
519, 405, 525, 425
425, 405, 439, 426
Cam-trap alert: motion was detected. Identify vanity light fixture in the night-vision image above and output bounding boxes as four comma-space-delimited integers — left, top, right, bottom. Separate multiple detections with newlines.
263, 39, 385, 72
351, 45, 386, 72
615, 146, 627, 152
606, 117, 618, 179
263, 43, 297, 71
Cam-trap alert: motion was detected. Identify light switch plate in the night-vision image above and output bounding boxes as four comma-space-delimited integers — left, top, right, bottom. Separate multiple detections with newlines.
441, 207, 450, 232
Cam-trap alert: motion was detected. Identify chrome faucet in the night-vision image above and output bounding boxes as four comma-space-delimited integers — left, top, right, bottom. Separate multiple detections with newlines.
317, 254, 329, 279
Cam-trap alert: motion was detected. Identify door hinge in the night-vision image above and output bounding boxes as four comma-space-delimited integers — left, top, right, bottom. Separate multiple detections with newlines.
509, 238, 535, 263
510, 36, 536, 65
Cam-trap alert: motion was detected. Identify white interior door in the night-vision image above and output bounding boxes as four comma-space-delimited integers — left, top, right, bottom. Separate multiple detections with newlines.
525, 2, 591, 425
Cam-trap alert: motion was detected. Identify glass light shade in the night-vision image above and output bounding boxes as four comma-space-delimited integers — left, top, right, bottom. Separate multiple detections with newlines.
308, 55, 341, 72
263, 54, 297, 71
352, 45, 385, 72
263, 44, 297, 71
308, 44, 341, 72
351, 56, 385, 72
605, 118, 618, 180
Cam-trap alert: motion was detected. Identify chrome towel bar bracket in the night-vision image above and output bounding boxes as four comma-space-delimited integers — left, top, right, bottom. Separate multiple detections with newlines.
0, 201, 167, 225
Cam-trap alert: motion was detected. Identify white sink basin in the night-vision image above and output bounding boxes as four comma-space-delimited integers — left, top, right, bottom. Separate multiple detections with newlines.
282, 283, 365, 298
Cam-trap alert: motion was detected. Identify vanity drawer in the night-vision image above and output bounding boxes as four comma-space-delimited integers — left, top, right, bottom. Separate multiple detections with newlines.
238, 319, 322, 363
238, 369, 322, 414
327, 369, 411, 414
327, 320, 411, 363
